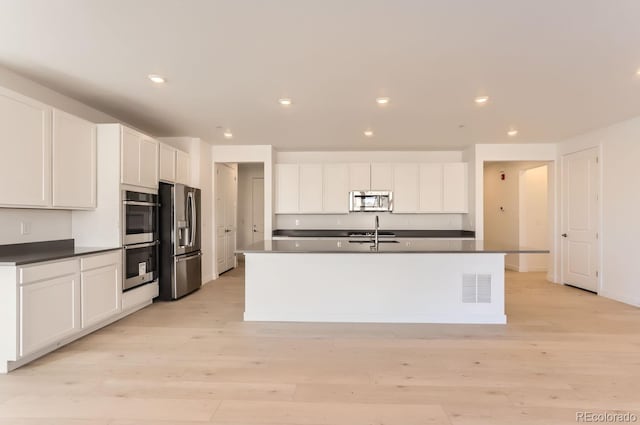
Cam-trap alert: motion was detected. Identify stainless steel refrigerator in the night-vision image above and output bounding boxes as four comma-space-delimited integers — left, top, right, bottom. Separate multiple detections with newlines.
159, 182, 202, 300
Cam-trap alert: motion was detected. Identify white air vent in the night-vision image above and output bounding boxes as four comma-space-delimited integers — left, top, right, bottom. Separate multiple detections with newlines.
462, 273, 492, 303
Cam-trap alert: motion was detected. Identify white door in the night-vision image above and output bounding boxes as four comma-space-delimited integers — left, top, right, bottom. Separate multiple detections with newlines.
120, 127, 140, 186
0, 87, 52, 207
323, 164, 349, 213
52, 109, 97, 208
176, 150, 191, 185
20, 273, 80, 357
392, 164, 419, 213
299, 164, 323, 213
371, 163, 393, 190
138, 138, 159, 189
252, 178, 264, 243
348, 163, 371, 191
562, 148, 600, 292
159, 144, 176, 182
443, 163, 468, 212
419, 163, 443, 212
275, 164, 299, 213
216, 164, 237, 275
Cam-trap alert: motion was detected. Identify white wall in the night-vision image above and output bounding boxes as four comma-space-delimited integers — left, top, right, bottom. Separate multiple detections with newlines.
237, 163, 264, 249
520, 165, 549, 272
0, 209, 71, 245
558, 116, 640, 307
0, 66, 121, 245
276, 213, 463, 230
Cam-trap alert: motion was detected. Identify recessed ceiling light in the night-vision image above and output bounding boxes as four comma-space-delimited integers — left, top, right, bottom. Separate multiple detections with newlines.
507, 129, 518, 137
223, 130, 233, 139
364, 130, 374, 137
475, 96, 489, 105
148, 74, 165, 84
278, 98, 292, 106
376, 97, 390, 105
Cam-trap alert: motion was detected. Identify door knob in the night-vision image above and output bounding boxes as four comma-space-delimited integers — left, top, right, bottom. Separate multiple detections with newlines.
561, 233, 568, 238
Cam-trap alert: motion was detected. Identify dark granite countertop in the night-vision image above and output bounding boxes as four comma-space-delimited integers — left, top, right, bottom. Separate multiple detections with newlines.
0, 239, 122, 266
238, 239, 548, 254
272, 229, 476, 238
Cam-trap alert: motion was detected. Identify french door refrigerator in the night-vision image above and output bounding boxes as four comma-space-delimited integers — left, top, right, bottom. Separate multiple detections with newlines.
159, 182, 202, 300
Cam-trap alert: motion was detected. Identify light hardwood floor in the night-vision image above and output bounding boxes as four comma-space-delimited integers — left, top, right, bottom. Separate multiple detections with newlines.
0, 266, 639, 424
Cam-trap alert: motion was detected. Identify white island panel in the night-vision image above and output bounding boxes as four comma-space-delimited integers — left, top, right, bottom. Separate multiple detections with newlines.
244, 253, 506, 324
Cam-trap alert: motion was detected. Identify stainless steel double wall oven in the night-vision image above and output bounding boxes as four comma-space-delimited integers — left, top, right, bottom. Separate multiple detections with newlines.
122, 190, 159, 291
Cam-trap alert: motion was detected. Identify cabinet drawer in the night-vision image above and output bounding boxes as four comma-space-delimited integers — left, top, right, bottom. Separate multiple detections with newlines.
81, 250, 122, 271
19, 259, 79, 285
122, 281, 158, 311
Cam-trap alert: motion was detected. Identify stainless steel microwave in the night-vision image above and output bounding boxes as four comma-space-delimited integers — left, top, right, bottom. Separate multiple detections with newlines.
349, 191, 393, 212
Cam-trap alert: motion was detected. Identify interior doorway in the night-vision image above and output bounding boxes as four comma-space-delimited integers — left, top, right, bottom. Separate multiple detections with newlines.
483, 161, 551, 272
215, 163, 237, 275
237, 163, 265, 249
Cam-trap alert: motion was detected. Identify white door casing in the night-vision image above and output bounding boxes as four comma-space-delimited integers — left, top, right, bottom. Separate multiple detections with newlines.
562, 147, 600, 292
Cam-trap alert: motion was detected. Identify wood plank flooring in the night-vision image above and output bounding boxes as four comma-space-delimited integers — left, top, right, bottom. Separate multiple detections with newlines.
0, 266, 639, 424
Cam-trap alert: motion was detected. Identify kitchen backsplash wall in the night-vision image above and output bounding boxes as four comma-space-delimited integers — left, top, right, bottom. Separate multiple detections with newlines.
0, 209, 72, 245
275, 213, 463, 230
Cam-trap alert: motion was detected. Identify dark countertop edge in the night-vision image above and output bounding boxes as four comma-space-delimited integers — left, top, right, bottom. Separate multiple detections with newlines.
0, 245, 122, 266
272, 229, 476, 238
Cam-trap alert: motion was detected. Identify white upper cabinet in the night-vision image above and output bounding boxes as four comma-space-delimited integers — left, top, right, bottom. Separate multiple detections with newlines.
121, 127, 158, 189
443, 163, 468, 212
348, 163, 371, 191
419, 163, 444, 212
52, 110, 96, 209
274, 161, 468, 214
139, 138, 159, 188
371, 163, 393, 191
0, 87, 52, 207
275, 164, 299, 213
299, 164, 323, 213
392, 164, 419, 213
323, 164, 349, 213
159, 143, 191, 185
159, 143, 176, 182
176, 150, 191, 185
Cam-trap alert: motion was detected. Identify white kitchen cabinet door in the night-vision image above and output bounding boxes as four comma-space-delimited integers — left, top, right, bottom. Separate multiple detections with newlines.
159, 144, 176, 182
0, 87, 52, 207
419, 163, 444, 212
392, 164, 419, 213
52, 110, 96, 209
81, 258, 121, 329
121, 127, 140, 186
299, 164, 324, 213
176, 150, 191, 185
275, 164, 299, 213
371, 163, 393, 191
323, 164, 349, 213
443, 163, 468, 212
348, 163, 371, 191
139, 138, 159, 189
20, 273, 80, 357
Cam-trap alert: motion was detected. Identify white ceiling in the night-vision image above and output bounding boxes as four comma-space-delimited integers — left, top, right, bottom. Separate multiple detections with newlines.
1, 0, 640, 150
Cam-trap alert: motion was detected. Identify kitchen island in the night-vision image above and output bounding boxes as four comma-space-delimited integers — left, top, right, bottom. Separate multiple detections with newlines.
238, 239, 548, 325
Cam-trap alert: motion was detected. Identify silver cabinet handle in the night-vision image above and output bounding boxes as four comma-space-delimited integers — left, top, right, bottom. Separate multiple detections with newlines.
124, 201, 159, 207
124, 241, 158, 249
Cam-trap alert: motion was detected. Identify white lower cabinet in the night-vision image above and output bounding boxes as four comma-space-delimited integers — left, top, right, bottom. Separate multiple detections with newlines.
0, 249, 139, 373
80, 251, 122, 329
20, 272, 80, 357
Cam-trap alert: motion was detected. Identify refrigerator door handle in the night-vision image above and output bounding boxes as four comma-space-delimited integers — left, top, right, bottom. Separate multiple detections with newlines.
189, 191, 197, 247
